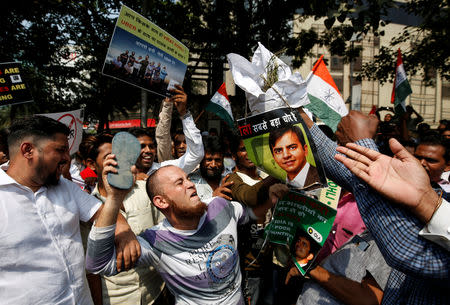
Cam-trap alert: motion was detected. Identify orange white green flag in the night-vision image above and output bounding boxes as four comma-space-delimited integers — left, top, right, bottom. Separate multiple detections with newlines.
206, 83, 234, 126
391, 48, 412, 115
305, 55, 348, 132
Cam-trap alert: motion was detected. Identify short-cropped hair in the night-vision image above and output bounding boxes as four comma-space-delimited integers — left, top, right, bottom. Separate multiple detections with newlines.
8, 116, 70, 150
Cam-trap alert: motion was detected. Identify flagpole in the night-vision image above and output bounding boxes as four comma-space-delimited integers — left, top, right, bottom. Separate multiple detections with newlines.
194, 110, 205, 124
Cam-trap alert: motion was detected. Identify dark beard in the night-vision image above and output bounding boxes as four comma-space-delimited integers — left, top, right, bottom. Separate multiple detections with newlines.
36, 156, 60, 187
200, 165, 223, 180
169, 197, 207, 219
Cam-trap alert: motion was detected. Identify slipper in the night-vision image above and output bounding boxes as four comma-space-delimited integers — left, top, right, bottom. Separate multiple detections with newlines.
107, 131, 141, 190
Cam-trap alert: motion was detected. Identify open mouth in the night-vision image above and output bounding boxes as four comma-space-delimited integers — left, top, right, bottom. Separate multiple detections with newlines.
142, 155, 153, 162
190, 191, 198, 199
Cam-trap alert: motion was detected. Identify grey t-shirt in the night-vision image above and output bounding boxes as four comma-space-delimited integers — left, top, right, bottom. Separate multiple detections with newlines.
297, 231, 392, 305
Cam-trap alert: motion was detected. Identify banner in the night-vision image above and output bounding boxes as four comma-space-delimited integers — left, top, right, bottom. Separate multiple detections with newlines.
266, 182, 340, 275
237, 107, 326, 190
40, 109, 84, 155
103, 5, 189, 97
0, 62, 33, 107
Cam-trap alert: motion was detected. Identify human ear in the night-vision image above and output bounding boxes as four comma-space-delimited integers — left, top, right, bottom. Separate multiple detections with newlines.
153, 195, 169, 210
20, 142, 34, 159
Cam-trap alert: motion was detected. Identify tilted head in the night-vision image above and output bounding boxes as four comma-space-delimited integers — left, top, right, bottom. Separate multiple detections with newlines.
146, 165, 207, 225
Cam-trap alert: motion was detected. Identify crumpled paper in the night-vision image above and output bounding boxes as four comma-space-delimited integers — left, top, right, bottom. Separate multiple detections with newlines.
227, 42, 309, 114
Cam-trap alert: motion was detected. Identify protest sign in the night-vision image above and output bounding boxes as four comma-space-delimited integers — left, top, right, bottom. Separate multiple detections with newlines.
103, 5, 189, 98
237, 107, 326, 190
266, 182, 340, 275
40, 109, 84, 155
0, 62, 33, 107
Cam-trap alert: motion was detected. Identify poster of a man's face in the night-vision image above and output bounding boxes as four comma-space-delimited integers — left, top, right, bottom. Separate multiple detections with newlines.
269, 126, 308, 181
269, 124, 322, 189
237, 107, 326, 190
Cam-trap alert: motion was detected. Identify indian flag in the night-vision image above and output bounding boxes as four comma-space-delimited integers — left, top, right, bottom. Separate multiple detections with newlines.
305, 55, 348, 132
391, 49, 412, 114
206, 83, 234, 126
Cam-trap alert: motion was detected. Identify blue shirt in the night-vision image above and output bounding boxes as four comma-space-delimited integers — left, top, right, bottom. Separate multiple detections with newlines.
310, 124, 450, 304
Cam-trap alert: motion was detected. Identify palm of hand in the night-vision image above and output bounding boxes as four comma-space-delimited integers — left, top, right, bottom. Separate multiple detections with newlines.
366, 154, 429, 209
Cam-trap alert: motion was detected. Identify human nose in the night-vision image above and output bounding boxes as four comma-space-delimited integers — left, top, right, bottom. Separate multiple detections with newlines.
185, 178, 195, 188
282, 149, 290, 159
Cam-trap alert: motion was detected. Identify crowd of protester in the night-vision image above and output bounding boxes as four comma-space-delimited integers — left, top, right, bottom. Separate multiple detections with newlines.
0, 90, 448, 305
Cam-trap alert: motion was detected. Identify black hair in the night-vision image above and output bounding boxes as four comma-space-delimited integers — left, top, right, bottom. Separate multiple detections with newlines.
8, 116, 70, 151
269, 125, 306, 154
128, 128, 154, 140
85, 133, 114, 161
418, 134, 450, 162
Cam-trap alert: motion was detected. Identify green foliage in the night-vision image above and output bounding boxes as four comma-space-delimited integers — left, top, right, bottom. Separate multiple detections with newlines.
287, 0, 449, 85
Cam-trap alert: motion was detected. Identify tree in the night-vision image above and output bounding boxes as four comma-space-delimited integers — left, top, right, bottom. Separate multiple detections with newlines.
286, 0, 450, 85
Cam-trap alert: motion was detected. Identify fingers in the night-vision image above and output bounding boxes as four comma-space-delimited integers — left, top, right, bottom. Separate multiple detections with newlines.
218, 192, 232, 201
214, 185, 233, 200
116, 246, 123, 272
388, 138, 413, 161
121, 242, 132, 270
334, 154, 371, 183
221, 174, 231, 184
103, 154, 118, 175
336, 145, 373, 167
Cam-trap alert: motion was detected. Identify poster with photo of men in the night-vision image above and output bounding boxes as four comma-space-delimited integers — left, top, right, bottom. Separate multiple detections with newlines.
103, 5, 189, 98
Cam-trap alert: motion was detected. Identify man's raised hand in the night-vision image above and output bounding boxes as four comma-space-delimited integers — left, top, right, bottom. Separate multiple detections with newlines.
169, 84, 187, 116
213, 175, 234, 201
335, 138, 439, 223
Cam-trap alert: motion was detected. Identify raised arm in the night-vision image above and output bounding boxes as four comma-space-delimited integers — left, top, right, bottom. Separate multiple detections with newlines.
161, 85, 204, 173
309, 110, 449, 278
336, 139, 450, 252
155, 98, 174, 162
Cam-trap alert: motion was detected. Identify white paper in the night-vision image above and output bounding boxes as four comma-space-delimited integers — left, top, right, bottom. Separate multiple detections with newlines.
227, 42, 309, 114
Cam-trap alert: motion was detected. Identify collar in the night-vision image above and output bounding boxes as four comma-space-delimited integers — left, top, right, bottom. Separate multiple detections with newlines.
0, 163, 16, 186
286, 162, 310, 187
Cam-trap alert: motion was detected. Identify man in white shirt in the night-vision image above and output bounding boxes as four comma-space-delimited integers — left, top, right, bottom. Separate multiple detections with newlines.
0, 116, 138, 305
269, 125, 319, 189
129, 85, 204, 180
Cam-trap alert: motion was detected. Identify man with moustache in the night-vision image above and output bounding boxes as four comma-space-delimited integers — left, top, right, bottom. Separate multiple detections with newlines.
414, 134, 450, 200
188, 143, 234, 201
0, 116, 139, 305
87, 163, 288, 304
129, 85, 204, 180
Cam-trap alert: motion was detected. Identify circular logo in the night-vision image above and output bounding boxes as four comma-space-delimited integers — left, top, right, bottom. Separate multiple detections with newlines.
57, 113, 77, 152
206, 245, 237, 283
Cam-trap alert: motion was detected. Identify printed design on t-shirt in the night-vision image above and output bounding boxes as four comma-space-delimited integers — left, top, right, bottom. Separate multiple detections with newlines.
206, 234, 237, 284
